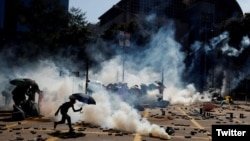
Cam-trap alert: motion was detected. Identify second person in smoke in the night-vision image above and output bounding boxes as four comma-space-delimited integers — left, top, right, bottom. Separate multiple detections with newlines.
54, 95, 82, 132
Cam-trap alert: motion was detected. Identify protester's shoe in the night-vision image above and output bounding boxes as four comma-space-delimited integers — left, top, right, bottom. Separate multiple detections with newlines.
69, 128, 74, 133
54, 122, 57, 129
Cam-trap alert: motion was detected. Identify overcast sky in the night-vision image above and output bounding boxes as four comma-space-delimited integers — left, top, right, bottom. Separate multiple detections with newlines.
69, 0, 250, 24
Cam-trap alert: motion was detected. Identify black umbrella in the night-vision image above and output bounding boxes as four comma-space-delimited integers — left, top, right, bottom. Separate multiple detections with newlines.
10, 78, 41, 96
10, 78, 36, 86
72, 93, 96, 105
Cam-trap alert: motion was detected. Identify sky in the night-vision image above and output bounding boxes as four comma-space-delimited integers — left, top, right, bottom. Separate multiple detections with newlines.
69, 0, 120, 24
69, 0, 250, 24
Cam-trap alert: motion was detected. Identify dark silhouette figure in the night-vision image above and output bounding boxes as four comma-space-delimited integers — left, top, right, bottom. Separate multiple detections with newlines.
12, 85, 30, 106
27, 83, 41, 101
2, 90, 12, 108
155, 81, 166, 101
54, 95, 82, 132
1, 83, 14, 108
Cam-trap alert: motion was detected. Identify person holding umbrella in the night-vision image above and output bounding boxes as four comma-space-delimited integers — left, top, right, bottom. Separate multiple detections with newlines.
10, 78, 42, 118
54, 95, 82, 132
10, 78, 40, 106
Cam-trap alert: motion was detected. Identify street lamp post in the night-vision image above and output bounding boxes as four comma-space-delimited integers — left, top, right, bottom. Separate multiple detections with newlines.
119, 31, 130, 82
122, 51, 125, 82
85, 59, 89, 94
114, 3, 135, 82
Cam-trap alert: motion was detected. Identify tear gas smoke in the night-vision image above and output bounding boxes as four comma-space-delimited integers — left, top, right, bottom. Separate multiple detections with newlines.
0, 57, 171, 139
1, 15, 249, 139
0, 59, 78, 118
187, 31, 250, 95
82, 89, 171, 139
0, 21, 208, 111
0, 22, 194, 139
88, 22, 200, 105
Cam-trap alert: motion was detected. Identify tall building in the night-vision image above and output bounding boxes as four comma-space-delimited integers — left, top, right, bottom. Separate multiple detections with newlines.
0, 0, 4, 31
183, 0, 243, 42
0, 0, 69, 39
98, 0, 243, 43
99, 0, 174, 29
98, 0, 244, 92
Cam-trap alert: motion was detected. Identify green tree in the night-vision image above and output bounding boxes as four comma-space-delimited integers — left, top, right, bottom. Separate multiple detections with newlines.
2, 0, 93, 67
17, 0, 93, 53
60, 7, 92, 46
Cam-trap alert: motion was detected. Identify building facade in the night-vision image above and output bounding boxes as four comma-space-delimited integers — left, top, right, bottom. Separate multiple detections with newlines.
98, 0, 244, 92
0, 0, 4, 31
0, 0, 69, 39
98, 0, 243, 43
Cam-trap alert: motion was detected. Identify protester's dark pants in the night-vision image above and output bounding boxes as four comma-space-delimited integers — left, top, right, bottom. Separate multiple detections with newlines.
55, 113, 72, 129
13, 96, 25, 106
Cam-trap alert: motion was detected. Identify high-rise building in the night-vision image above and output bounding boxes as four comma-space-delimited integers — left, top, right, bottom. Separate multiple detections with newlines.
98, 0, 244, 92
0, 0, 69, 39
99, 0, 174, 28
0, 0, 4, 31
98, 0, 243, 43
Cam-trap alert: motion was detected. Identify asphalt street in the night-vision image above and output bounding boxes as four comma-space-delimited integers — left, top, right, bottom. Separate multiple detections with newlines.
0, 101, 250, 141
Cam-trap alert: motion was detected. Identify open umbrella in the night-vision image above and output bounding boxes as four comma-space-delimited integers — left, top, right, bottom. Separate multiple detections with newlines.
72, 93, 96, 105
10, 78, 36, 86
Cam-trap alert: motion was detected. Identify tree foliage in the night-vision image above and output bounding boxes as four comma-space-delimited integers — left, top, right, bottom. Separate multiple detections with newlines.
60, 7, 91, 46
1, 0, 93, 68
15, 0, 92, 51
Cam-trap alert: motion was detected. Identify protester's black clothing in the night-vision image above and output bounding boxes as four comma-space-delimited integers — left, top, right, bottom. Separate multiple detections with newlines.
54, 100, 82, 132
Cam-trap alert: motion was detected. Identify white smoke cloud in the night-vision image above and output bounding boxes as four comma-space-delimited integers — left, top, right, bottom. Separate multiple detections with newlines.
0, 17, 220, 140
209, 31, 229, 50
82, 89, 171, 139
164, 84, 210, 105
241, 36, 250, 47
220, 35, 250, 57
0, 59, 79, 118
188, 31, 250, 95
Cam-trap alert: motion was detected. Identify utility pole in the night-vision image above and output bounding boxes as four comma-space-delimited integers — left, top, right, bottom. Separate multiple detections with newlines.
161, 67, 164, 84
85, 59, 89, 94
122, 54, 125, 82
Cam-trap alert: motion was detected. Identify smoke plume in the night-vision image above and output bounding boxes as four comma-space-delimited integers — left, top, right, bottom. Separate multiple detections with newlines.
2, 14, 249, 139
